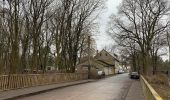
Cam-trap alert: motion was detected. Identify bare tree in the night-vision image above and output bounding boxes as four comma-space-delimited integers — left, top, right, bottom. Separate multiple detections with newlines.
0, 0, 104, 74
50, 0, 104, 72
108, 0, 170, 74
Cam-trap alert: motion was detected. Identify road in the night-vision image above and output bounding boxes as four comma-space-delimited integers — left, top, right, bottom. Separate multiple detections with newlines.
17, 73, 136, 100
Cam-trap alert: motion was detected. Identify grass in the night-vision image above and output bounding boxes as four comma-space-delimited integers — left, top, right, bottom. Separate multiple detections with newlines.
151, 84, 170, 100
145, 73, 170, 100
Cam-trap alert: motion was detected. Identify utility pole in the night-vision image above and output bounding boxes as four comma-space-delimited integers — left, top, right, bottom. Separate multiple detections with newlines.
88, 36, 91, 79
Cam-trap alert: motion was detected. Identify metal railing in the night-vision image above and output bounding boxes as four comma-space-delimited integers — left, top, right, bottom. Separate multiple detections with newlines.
140, 75, 163, 100
0, 73, 88, 91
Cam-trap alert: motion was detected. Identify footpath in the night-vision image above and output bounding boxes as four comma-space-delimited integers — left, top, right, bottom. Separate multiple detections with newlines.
125, 80, 144, 100
0, 80, 94, 100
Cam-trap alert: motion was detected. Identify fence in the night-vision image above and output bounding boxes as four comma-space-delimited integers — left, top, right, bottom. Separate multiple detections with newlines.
0, 73, 88, 91
140, 75, 163, 100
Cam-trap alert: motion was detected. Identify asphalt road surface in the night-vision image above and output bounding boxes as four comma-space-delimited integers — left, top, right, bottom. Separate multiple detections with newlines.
17, 73, 135, 100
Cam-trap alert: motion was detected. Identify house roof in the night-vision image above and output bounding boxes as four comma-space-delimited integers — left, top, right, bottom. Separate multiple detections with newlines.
95, 49, 119, 62
77, 49, 119, 69
94, 60, 109, 67
76, 58, 114, 69
97, 60, 114, 66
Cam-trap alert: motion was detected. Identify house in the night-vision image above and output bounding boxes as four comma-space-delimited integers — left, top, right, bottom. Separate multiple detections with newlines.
76, 49, 120, 77
76, 58, 107, 78
46, 66, 55, 71
94, 49, 118, 75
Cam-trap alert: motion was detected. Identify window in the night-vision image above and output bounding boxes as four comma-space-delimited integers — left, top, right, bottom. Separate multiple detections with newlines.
106, 53, 107, 56
100, 53, 102, 56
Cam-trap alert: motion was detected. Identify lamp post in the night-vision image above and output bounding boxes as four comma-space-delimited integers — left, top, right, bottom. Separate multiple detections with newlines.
88, 36, 91, 79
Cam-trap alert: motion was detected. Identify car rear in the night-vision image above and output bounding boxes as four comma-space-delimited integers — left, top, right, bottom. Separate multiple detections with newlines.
130, 72, 139, 79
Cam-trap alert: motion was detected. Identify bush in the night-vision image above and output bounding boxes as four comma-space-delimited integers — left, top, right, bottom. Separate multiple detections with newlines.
146, 73, 169, 86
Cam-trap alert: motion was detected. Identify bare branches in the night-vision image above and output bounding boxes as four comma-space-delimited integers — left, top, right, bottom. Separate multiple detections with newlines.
108, 0, 170, 74
0, 0, 104, 74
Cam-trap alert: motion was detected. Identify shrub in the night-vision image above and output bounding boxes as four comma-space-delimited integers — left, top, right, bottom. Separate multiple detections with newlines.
145, 73, 169, 86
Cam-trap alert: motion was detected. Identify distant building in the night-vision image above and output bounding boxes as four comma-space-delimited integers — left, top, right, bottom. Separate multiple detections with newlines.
46, 66, 55, 71
76, 49, 121, 77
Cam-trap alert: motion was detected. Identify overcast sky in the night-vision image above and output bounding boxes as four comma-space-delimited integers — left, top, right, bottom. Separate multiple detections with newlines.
94, 0, 122, 50
0, 0, 168, 60
94, 0, 169, 61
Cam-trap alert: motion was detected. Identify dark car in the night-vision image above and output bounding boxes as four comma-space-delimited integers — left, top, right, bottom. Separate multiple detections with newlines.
130, 72, 139, 79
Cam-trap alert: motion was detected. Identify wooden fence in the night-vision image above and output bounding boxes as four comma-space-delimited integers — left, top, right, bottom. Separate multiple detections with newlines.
0, 73, 88, 91
140, 75, 163, 100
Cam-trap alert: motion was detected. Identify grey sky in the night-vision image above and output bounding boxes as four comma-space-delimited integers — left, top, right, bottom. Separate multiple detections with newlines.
94, 0, 169, 61
94, 0, 122, 50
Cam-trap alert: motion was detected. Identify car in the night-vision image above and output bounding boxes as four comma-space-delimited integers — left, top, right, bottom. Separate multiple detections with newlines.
97, 71, 105, 78
98, 71, 103, 76
130, 72, 139, 79
118, 70, 124, 74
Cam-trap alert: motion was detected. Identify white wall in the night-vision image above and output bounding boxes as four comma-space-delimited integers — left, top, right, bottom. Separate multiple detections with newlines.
103, 67, 114, 75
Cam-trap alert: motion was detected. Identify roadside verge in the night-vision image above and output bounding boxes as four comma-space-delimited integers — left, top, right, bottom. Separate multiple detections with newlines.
140, 75, 163, 100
